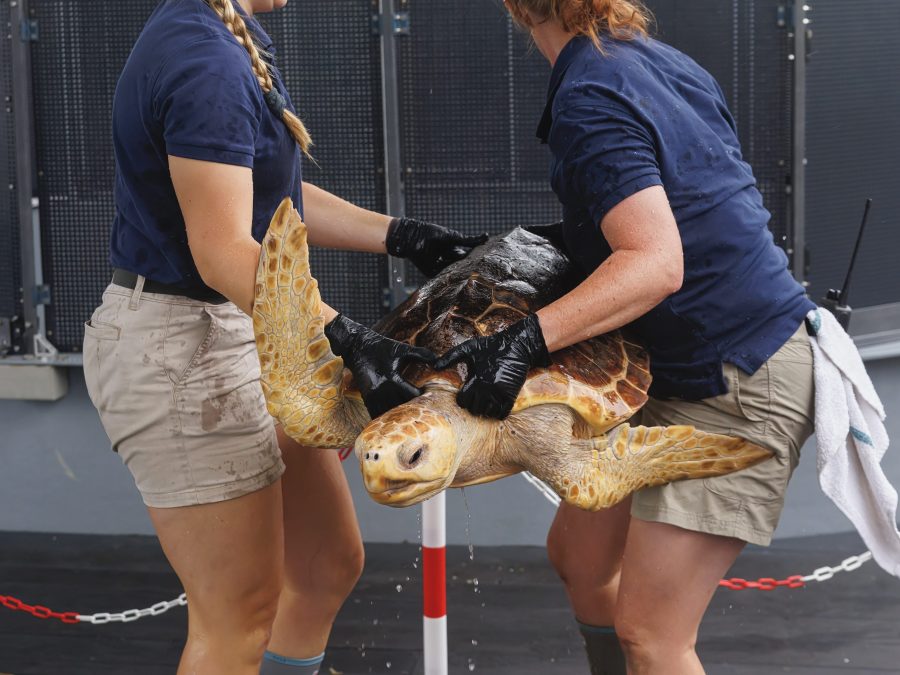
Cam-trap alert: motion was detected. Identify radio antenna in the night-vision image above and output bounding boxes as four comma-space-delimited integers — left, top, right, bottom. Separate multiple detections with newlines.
822, 198, 872, 330
838, 198, 872, 306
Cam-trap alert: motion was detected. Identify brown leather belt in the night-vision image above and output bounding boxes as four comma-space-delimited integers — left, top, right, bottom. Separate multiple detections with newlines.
111, 268, 228, 304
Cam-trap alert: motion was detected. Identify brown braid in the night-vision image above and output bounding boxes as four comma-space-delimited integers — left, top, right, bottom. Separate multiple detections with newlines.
206, 0, 312, 156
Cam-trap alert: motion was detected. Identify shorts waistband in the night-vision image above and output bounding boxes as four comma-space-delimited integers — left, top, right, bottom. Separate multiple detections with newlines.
111, 268, 228, 305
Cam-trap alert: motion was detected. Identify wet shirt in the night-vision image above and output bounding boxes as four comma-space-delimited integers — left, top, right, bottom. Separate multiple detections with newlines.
110, 0, 302, 289
539, 35, 814, 399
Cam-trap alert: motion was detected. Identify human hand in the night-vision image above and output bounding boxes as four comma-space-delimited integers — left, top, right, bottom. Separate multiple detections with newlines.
386, 217, 489, 277
432, 313, 551, 419
325, 314, 436, 418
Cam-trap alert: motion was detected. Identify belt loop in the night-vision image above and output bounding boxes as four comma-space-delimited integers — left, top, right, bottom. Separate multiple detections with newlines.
128, 275, 146, 310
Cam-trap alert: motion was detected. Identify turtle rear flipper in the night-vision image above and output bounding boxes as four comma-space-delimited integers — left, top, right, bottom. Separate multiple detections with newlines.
253, 198, 369, 448
559, 424, 772, 511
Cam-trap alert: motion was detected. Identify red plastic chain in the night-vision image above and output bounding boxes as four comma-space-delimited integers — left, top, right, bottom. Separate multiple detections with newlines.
0, 594, 79, 623
718, 575, 806, 591
338, 447, 353, 461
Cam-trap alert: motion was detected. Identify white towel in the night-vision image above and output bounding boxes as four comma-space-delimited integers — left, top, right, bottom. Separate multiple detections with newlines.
807, 307, 900, 577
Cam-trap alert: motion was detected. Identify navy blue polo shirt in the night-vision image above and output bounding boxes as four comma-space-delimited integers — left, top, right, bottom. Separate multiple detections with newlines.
110, 0, 302, 289
539, 36, 814, 399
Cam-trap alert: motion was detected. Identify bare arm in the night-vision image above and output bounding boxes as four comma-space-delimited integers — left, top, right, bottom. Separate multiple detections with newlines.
536, 185, 684, 352
302, 182, 392, 253
169, 156, 338, 321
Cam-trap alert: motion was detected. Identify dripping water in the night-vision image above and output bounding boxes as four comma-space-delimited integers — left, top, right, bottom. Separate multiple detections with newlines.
462, 487, 475, 561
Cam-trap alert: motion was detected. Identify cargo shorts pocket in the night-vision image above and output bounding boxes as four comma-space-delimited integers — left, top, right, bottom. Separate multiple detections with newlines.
83, 319, 121, 341
163, 306, 219, 386
728, 361, 772, 427
83, 318, 122, 412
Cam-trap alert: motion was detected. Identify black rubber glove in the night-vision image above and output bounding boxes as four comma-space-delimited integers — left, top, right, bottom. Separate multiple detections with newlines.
523, 220, 567, 253
386, 217, 489, 278
432, 313, 551, 420
324, 314, 436, 418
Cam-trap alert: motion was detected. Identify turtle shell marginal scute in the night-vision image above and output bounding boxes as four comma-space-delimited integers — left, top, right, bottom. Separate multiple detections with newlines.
366, 228, 651, 432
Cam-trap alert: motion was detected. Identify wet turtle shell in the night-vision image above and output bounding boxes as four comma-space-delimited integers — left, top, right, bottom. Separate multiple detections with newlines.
372, 228, 651, 435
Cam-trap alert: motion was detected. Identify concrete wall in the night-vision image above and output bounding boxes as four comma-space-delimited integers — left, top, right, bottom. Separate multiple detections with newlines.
2, 359, 900, 546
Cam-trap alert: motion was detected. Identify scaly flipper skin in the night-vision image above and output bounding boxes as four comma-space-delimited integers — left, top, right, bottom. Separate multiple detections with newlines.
555, 424, 773, 510
253, 198, 369, 448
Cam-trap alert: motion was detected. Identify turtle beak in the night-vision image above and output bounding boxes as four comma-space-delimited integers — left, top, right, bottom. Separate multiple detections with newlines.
354, 404, 459, 507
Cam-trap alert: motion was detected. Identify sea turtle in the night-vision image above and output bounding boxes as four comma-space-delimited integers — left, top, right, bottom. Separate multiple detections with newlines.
253, 199, 772, 510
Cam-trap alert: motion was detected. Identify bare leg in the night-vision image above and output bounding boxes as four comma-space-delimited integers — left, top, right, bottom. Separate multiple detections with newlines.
148, 481, 285, 675
615, 518, 745, 674
267, 428, 365, 659
547, 498, 631, 624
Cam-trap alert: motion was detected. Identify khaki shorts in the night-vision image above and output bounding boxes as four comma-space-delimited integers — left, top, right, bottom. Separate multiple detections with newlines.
631, 324, 815, 546
82, 282, 284, 508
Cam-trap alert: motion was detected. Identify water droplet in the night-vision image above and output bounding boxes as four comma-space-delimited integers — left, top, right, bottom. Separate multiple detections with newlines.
396, 584, 403, 592
471, 639, 479, 646
386, 661, 392, 669
468, 660, 476, 671
462, 488, 475, 561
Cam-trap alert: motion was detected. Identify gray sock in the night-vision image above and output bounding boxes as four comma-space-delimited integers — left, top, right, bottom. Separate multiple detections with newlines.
578, 622, 626, 675
260, 650, 324, 675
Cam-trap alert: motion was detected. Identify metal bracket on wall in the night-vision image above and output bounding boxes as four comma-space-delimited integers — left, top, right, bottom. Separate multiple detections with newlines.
392, 11, 410, 35
19, 18, 38, 42
32, 333, 58, 360
33, 284, 50, 307
372, 11, 411, 36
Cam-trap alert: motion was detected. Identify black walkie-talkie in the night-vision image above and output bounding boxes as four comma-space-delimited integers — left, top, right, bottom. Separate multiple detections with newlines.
821, 198, 872, 330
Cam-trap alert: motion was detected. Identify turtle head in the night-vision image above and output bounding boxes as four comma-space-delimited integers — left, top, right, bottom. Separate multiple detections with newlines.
355, 390, 464, 507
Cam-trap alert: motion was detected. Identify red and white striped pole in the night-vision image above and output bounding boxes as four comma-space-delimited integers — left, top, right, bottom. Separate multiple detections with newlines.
422, 491, 448, 674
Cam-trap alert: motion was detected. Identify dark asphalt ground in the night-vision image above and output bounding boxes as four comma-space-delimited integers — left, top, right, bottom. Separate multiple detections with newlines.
0, 531, 897, 674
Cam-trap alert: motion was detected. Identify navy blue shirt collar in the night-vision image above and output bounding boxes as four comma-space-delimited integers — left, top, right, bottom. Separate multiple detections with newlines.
537, 36, 589, 143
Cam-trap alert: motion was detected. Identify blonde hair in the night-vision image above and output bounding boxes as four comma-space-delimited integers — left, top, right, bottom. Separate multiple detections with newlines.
505, 0, 651, 50
206, 0, 312, 156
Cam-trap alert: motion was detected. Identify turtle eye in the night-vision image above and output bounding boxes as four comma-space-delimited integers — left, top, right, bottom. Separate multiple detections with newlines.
402, 446, 426, 469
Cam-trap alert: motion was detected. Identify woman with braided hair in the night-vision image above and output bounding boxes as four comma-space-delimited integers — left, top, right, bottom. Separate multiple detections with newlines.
82, 1, 484, 673
431, 0, 817, 673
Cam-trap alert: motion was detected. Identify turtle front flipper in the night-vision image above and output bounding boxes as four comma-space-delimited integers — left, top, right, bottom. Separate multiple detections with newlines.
253, 198, 369, 448
557, 424, 772, 511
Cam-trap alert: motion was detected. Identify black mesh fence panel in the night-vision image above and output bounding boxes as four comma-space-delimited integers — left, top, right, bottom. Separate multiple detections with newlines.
395, 0, 794, 292
396, 1, 562, 288
804, 1, 900, 309
649, 0, 794, 249
258, 1, 387, 326
30, 0, 151, 351
27, 0, 387, 353
0, 0, 22, 328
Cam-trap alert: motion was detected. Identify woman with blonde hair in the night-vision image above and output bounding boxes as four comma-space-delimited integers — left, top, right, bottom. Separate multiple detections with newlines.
436, 1, 816, 672
82, 1, 484, 673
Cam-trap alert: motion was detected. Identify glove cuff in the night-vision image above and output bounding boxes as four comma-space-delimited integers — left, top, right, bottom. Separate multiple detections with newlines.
386, 217, 412, 257
324, 313, 362, 357
524, 313, 552, 368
